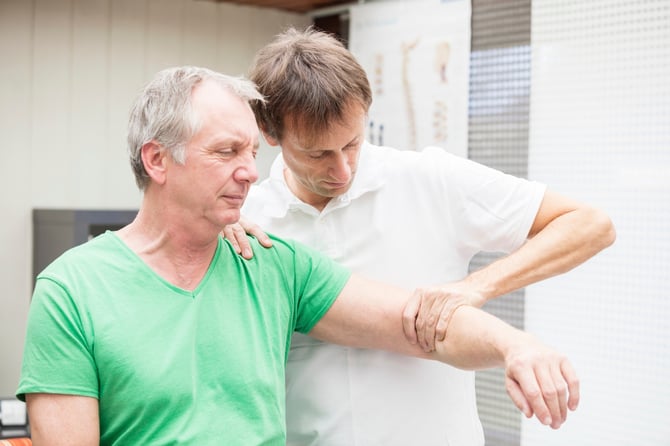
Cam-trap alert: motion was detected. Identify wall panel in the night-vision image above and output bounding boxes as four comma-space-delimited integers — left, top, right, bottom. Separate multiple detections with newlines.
145, 0, 184, 75
0, 0, 35, 400
182, 0, 219, 67
107, 0, 147, 205
31, 0, 74, 206
71, 0, 110, 205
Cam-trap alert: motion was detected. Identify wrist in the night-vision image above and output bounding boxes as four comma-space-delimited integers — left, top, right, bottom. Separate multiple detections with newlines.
460, 273, 494, 307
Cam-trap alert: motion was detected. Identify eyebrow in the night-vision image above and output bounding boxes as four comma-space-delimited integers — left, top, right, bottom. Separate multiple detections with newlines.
301, 135, 360, 152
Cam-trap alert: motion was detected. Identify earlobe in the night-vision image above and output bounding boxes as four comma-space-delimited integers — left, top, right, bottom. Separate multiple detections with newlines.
141, 141, 168, 185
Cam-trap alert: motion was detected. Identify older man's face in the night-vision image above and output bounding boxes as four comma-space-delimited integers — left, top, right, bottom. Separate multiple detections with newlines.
165, 80, 260, 230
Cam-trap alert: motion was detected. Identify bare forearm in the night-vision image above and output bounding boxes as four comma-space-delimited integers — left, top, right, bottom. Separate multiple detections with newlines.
466, 205, 615, 303
429, 305, 528, 369
314, 275, 536, 370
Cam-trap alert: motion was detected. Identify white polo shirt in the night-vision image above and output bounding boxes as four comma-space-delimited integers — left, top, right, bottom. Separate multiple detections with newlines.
243, 142, 546, 446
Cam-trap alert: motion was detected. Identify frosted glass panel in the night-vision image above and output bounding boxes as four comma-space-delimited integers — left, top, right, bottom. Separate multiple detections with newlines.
524, 1, 670, 444
468, 1, 531, 444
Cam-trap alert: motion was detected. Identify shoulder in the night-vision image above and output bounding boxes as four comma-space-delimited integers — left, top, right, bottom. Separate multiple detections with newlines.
366, 143, 467, 174
248, 232, 331, 265
245, 233, 347, 278
40, 232, 120, 275
365, 144, 475, 191
36, 232, 130, 298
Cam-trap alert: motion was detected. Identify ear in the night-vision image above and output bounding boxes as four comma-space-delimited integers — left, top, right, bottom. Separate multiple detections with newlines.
261, 129, 280, 147
141, 141, 168, 185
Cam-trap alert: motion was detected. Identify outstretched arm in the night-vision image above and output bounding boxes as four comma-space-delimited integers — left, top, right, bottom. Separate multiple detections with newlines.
404, 190, 616, 350
310, 274, 579, 430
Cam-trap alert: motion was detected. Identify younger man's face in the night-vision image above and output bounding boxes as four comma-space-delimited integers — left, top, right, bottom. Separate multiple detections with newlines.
268, 102, 367, 210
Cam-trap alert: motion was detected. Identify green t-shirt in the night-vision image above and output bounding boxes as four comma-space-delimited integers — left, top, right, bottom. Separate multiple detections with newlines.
18, 231, 350, 445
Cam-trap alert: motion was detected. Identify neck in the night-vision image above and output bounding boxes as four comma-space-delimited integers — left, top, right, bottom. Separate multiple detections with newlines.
283, 168, 332, 212
117, 199, 221, 291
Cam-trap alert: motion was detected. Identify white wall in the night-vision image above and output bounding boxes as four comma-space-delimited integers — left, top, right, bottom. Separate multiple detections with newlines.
0, 0, 308, 396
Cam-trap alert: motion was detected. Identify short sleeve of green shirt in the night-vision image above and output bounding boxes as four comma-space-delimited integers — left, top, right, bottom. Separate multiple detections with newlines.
265, 234, 351, 334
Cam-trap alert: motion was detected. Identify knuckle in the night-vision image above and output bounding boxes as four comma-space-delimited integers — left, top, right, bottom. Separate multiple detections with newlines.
542, 387, 558, 399
525, 388, 542, 401
555, 382, 567, 395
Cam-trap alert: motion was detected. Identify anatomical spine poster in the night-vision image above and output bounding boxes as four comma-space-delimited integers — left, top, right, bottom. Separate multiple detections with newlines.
349, 0, 471, 157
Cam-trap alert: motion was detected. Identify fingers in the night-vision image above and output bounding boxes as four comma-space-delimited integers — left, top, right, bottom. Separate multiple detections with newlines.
561, 359, 580, 411
533, 364, 562, 428
433, 301, 468, 344
415, 291, 443, 352
222, 225, 242, 255
549, 362, 569, 427
506, 351, 580, 430
402, 290, 422, 345
505, 375, 532, 419
223, 218, 273, 259
434, 311, 449, 344
418, 297, 471, 352
507, 362, 548, 425
222, 223, 253, 259
239, 217, 272, 249
408, 286, 472, 352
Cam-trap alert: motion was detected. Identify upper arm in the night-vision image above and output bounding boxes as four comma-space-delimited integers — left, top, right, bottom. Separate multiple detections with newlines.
528, 190, 584, 238
308, 274, 427, 359
529, 189, 615, 245
26, 393, 99, 446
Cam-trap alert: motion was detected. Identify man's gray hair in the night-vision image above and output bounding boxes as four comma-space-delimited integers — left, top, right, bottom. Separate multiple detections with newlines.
127, 66, 264, 190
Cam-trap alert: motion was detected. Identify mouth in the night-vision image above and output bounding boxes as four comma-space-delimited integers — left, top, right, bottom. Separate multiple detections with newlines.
222, 193, 246, 205
323, 181, 349, 189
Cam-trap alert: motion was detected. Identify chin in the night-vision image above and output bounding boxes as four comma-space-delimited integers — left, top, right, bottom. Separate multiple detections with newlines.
219, 210, 241, 226
330, 185, 352, 196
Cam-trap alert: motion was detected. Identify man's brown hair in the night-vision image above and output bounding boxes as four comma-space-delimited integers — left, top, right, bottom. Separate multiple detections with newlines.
249, 27, 372, 143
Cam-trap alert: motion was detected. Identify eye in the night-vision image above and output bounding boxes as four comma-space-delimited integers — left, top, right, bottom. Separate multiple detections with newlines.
308, 151, 326, 159
218, 148, 236, 157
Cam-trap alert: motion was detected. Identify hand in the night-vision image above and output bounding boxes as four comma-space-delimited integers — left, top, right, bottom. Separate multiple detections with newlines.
222, 216, 272, 259
504, 335, 580, 429
402, 282, 486, 352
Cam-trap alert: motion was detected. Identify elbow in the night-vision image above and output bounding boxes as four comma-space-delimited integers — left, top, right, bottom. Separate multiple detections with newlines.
583, 207, 616, 253
593, 208, 617, 250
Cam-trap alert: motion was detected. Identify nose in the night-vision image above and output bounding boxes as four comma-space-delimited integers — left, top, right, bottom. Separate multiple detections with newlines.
330, 151, 352, 182
234, 152, 259, 184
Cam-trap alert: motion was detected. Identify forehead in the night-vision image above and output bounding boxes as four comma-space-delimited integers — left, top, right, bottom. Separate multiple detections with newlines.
284, 103, 367, 150
191, 80, 259, 143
